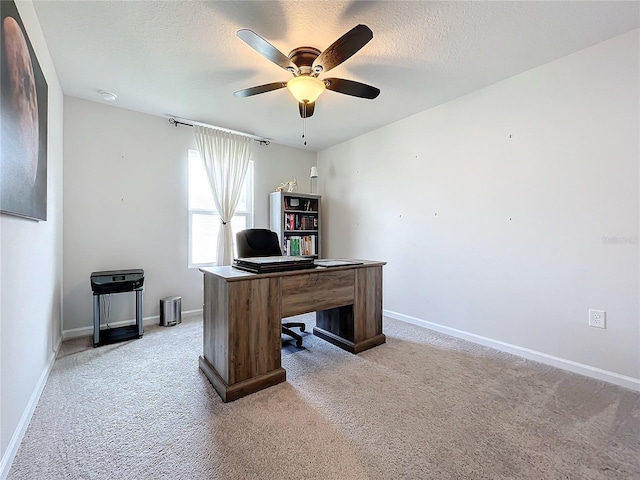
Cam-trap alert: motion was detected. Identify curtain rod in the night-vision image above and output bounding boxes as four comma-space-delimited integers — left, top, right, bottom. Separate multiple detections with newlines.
168, 117, 270, 145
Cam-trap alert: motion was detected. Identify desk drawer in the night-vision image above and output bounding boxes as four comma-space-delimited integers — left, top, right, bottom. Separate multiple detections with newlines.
281, 270, 355, 317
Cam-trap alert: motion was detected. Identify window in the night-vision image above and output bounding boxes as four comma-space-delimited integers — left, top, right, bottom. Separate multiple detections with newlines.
188, 149, 253, 267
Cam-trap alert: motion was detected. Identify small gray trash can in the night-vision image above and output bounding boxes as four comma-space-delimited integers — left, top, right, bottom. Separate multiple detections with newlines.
160, 296, 181, 326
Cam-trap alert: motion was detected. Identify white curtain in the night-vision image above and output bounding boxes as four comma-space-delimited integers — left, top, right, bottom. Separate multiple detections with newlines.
194, 126, 252, 265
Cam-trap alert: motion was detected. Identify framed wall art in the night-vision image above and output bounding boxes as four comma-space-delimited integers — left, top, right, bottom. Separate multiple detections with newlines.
1, 0, 48, 221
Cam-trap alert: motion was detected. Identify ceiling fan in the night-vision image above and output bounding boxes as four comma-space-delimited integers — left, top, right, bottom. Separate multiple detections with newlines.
233, 24, 380, 119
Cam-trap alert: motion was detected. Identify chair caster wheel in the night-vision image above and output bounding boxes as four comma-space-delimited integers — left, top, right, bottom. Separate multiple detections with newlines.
300, 326, 306, 332
296, 340, 303, 348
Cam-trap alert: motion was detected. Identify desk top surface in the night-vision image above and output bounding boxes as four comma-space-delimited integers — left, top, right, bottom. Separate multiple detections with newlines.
200, 259, 385, 281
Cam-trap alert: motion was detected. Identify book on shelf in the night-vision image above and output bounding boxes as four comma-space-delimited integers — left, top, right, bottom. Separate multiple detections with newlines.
283, 235, 317, 256
284, 213, 295, 230
284, 213, 318, 231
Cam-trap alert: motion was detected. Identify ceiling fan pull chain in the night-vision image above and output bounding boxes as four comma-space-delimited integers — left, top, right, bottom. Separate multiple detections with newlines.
302, 103, 307, 146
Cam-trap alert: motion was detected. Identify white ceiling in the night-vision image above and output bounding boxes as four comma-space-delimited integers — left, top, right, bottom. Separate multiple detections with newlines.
32, 1, 639, 152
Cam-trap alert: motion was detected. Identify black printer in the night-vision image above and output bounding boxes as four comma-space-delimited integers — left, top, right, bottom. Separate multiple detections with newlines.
90, 269, 144, 294
90, 269, 145, 347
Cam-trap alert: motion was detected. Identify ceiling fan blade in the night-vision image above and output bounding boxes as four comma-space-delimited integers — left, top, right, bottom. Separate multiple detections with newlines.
237, 29, 298, 73
298, 102, 315, 118
233, 82, 287, 98
312, 24, 373, 74
324, 78, 380, 99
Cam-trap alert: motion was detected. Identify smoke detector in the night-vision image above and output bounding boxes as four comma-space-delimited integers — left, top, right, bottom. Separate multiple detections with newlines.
99, 90, 117, 101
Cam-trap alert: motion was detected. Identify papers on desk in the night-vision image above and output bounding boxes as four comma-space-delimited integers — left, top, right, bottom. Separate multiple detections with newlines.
314, 259, 363, 268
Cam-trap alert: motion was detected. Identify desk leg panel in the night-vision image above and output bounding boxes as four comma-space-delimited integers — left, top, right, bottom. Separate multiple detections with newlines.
228, 277, 282, 385
315, 305, 353, 341
202, 275, 283, 399
314, 265, 386, 353
354, 266, 385, 343
199, 356, 286, 403
202, 274, 230, 383
313, 326, 386, 354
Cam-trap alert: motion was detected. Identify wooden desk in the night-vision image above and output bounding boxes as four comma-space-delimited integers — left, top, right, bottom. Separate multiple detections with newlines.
199, 260, 386, 402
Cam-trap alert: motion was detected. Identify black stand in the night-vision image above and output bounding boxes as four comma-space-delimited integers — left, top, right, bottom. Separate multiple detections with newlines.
93, 287, 144, 347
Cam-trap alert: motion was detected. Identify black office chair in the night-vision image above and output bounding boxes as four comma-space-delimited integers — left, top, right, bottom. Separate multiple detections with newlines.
235, 228, 306, 347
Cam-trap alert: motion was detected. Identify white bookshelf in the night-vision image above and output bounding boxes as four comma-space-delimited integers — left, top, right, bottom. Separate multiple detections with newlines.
269, 191, 321, 258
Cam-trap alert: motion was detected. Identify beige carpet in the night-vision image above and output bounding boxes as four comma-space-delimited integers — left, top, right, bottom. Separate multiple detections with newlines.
8, 314, 640, 479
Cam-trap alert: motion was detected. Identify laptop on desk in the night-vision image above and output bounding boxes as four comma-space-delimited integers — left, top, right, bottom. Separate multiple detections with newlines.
233, 256, 316, 273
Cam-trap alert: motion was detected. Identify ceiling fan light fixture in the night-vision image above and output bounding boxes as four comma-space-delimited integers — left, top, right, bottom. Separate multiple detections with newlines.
287, 76, 326, 104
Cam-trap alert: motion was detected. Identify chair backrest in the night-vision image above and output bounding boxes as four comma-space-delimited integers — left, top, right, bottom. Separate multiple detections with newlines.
236, 229, 283, 258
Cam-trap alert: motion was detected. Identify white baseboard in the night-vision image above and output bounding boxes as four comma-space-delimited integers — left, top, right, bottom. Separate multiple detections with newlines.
0, 338, 62, 480
62, 309, 203, 340
384, 309, 640, 392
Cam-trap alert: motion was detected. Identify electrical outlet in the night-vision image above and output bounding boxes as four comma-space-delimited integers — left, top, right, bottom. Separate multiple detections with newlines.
588, 309, 606, 329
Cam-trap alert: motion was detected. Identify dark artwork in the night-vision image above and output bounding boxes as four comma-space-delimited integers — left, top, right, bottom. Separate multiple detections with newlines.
1, 0, 48, 221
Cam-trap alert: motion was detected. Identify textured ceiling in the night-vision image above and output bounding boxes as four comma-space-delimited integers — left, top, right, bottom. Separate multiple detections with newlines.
32, 1, 639, 151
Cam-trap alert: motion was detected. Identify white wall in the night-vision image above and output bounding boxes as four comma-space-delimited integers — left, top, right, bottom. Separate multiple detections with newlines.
318, 30, 639, 383
0, 0, 64, 475
253, 141, 318, 230
63, 98, 315, 334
